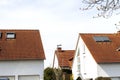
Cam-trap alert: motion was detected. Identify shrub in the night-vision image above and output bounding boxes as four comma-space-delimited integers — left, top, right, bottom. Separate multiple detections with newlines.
44, 67, 56, 80
95, 77, 111, 80
76, 77, 82, 80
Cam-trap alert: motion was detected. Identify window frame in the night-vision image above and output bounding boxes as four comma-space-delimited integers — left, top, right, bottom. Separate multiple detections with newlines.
0, 32, 2, 39
6, 32, 16, 39
93, 36, 111, 42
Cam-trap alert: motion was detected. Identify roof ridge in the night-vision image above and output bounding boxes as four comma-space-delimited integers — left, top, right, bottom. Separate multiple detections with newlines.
79, 33, 114, 35
0, 29, 39, 31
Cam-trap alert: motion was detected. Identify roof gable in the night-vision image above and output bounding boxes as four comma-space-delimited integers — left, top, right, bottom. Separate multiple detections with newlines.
80, 33, 120, 63
0, 30, 45, 60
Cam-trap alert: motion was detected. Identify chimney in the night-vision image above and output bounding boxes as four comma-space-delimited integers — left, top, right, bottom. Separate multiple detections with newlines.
116, 31, 120, 36
117, 30, 120, 34
57, 44, 62, 52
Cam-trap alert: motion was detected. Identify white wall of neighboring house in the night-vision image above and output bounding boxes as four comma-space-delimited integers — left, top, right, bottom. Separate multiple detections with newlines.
72, 48, 79, 80
79, 36, 98, 80
72, 37, 98, 80
0, 60, 44, 80
53, 54, 59, 68
98, 63, 120, 80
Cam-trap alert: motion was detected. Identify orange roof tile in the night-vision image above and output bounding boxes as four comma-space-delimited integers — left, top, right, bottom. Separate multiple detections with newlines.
80, 32, 120, 63
55, 49, 75, 67
0, 30, 45, 60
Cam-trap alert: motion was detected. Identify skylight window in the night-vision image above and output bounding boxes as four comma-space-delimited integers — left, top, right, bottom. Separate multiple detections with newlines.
0, 32, 2, 39
93, 36, 111, 42
6, 32, 16, 39
116, 47, 120, 51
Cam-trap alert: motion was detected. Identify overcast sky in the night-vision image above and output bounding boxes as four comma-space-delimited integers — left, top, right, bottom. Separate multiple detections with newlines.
0, 0, 120, 68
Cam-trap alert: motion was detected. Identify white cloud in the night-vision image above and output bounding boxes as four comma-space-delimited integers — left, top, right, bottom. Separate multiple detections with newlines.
0, 0, 19, 6
0, 0, 11, 5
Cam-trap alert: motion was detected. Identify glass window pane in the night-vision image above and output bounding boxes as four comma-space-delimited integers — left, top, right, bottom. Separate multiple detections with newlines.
93, 36, 111, 42
0, 32, 2, 38
6, 33, 16, 39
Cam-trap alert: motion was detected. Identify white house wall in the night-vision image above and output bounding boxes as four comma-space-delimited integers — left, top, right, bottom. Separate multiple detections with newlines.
79, 36, 98, 80
72, 47, 79, 80
0, 60, 44, 80
98, 63, 120, 78
72, 36, 98, 80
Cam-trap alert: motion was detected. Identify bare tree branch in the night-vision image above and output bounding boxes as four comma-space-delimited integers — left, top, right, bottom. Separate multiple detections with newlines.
81, 0, 120, 18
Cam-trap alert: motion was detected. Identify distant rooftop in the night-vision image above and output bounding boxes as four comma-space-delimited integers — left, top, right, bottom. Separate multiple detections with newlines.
55, 47, 75, 68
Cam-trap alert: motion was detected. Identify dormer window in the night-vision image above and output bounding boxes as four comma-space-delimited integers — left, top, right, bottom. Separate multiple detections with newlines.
6, 32, 16, 39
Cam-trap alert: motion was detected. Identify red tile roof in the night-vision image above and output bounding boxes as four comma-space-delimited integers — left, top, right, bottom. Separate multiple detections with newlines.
80, 32, 120, 63
55, 48, 75, 67
0, 30, 45, 60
